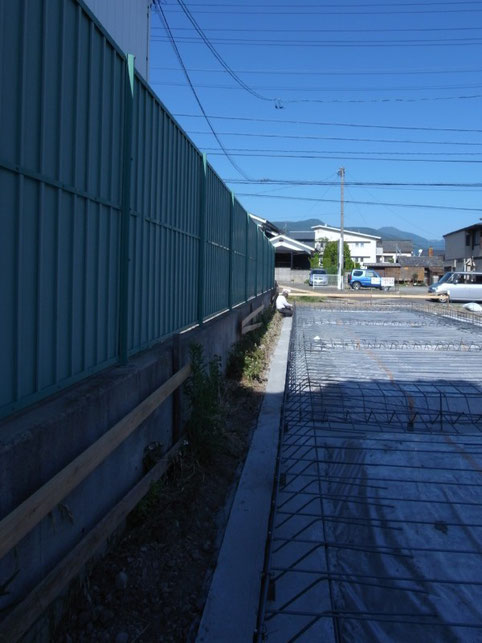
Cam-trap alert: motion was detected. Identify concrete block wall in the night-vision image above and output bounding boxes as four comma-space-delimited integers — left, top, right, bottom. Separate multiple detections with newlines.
0, 290, 274, 631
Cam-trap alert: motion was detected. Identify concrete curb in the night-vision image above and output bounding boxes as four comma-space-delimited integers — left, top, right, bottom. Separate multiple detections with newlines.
196, 317, 292, 643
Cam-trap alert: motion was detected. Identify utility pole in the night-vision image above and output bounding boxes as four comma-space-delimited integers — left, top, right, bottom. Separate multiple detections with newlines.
337, 167, 345, 290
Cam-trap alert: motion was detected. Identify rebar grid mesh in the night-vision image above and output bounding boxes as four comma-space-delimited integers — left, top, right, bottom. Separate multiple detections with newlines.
257, 304, 482, 642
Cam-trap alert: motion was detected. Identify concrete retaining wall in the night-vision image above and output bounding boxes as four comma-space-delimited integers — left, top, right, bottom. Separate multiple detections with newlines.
0, 291, 274, 636
275, 268, 310, 284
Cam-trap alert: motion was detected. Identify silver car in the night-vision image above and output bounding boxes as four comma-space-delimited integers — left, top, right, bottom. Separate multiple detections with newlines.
428, 271, 482, 302
309, 268, 329, 287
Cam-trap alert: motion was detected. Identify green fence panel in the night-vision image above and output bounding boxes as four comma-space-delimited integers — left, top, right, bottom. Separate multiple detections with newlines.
231, 201, 248, 306
127, 77, 202, 353
0, 0, 123, 418
0, 0, 274, 419
204, 168, 231, 318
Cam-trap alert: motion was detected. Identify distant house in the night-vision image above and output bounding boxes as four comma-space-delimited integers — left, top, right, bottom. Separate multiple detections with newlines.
249, 214, 313, 269
444, 223, 482, 272
376, 240, 413, 263
397, 256, 444, 284
366, 255, 444, 284
363, 263, 401, 280
311, 224, 380, 267
288, 230, 316, 248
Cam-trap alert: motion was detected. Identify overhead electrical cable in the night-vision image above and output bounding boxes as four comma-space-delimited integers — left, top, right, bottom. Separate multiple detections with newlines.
159, 5, 482, 107
151, 64, 482, 76
151, 35, 482, 47
185, 130, 482, 147
174, 0, 278, 104
152, 80, 482, 92
151, 27, 482, 35
173, 113, 482, 134
224, 179, 482, 187
151, 0, 251, 179
161, 6, 482, 14
164, 1, 482, 7
207, 151, 482, 163
202, 146, 482, 157
154, 82, 482, 103
234, 193, 482, 212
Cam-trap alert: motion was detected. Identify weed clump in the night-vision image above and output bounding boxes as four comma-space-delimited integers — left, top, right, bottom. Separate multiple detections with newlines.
184, 344, 224, 464
226, 308, 276, 382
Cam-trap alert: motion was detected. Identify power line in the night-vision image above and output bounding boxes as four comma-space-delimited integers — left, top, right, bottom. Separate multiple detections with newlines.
185, 129, 482, 147
173, 113, 482, 134
225, 179, 482, 187
150, 64, 482, 77
151, 27, 482, 36
152, 35, 482, 47
152, 80, 482, 93
202, 146, 482, 157
234, 193, 482, 212
207, 151, 482, 163
167, 1, 482, 6
173, 0, 278, 104
156, 82, 482, 103
162, 6, 482, 14
151, 0, 250, 179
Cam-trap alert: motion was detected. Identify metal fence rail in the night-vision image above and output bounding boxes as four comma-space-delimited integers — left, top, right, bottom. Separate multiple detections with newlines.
0, 0, 274, 419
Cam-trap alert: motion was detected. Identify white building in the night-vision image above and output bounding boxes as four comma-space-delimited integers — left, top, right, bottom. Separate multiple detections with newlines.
312, 225, 380, 267
376, 240, 413, 263
84, 0, 151, 80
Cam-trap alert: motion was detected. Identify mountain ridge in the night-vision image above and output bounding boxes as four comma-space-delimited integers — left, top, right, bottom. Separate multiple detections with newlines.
273, 219, 444, 250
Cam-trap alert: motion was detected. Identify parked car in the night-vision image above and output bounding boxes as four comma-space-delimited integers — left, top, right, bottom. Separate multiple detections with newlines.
428, 271, 482, 302
348, 269, 391, 291
309, 268, 329, 286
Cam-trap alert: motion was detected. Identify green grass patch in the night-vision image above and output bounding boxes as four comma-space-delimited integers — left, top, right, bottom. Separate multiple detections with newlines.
226, 307, 277, 383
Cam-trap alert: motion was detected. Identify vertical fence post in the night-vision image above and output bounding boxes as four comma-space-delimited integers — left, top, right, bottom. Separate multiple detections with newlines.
197, 153, 207, 325
244, 213, 249, 302
228, 191, 234, 310
119, 53, 135, 365
254, 226, 259, 297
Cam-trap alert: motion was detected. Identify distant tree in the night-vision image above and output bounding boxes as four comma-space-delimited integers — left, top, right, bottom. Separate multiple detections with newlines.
323, 241, 355, 273
309, 252, 321, 269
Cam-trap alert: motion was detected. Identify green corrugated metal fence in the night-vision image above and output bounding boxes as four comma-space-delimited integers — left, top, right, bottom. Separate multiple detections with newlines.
0, 0, 274, 419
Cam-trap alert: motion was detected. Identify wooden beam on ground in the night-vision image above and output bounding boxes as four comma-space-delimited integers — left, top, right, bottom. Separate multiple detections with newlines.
0, 364, 191, 561
289, 291, 434, 300
241, 304, 264, 329
0, 439, 184, 643
241, 322, 263, 335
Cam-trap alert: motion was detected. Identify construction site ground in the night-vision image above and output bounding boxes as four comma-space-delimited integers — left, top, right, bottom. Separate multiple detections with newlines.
201, 299, 482, 642
54, 299, 482, 642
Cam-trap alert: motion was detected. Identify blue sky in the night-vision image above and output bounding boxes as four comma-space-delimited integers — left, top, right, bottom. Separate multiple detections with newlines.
148, 0, 482, 240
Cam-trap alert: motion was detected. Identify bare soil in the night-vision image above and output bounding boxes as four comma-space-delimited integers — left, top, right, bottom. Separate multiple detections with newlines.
54, 312, 282, 643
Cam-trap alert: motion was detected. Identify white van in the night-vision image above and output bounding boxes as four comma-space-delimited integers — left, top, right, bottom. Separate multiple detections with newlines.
428, 271, 482, 302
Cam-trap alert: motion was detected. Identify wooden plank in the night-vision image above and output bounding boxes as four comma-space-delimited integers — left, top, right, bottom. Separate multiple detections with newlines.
0, 439, 184, 643
171, 334, 182, 444
0, 364, 191, 561
288, 292, 432, 300
241, 322, 263, 336
241, 304, 264, 328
